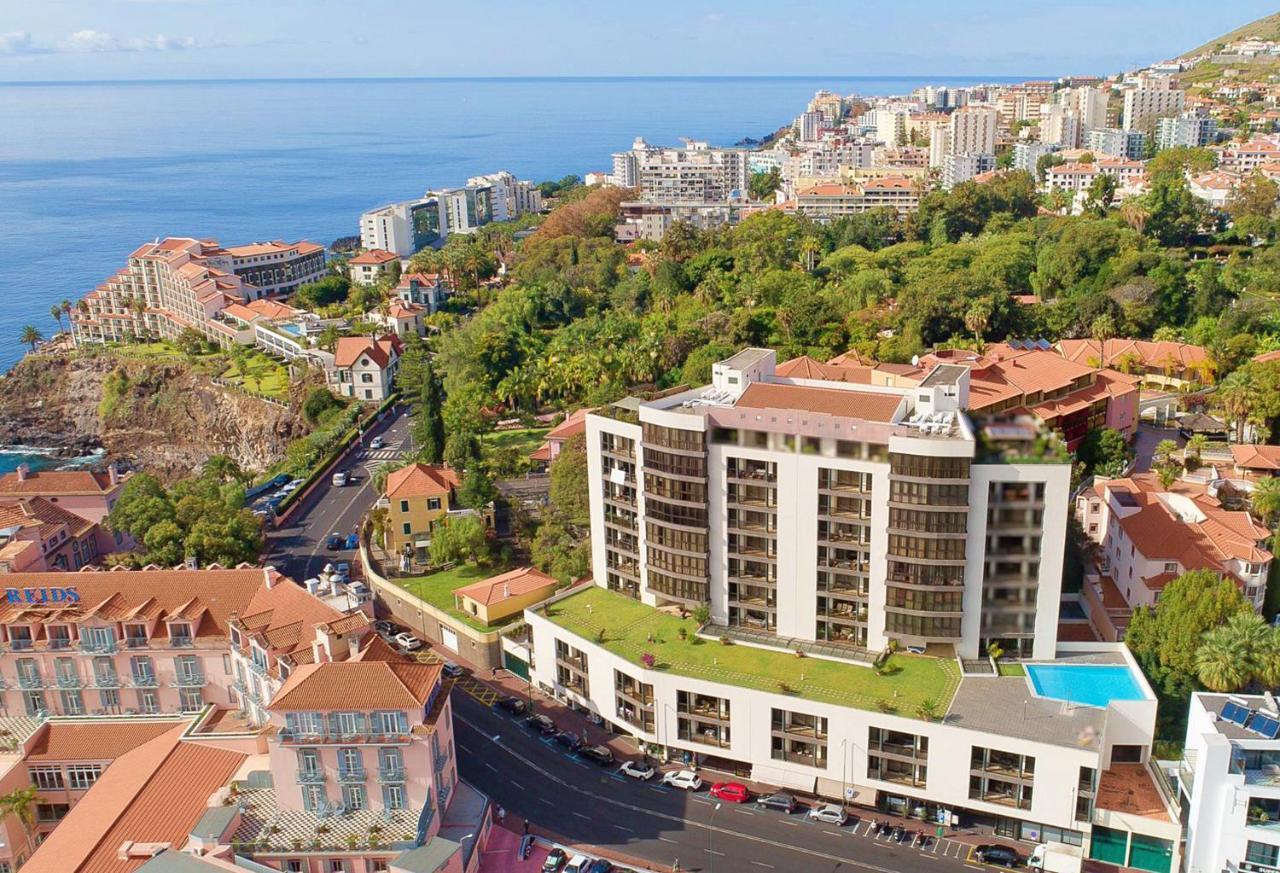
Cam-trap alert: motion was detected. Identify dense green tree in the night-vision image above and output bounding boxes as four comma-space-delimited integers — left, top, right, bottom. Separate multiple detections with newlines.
748, 168, 782, 202
410, 359, 446, 465
1077, 427, 1130, 476
294, 275, 351, 310
429, 514, 488, 566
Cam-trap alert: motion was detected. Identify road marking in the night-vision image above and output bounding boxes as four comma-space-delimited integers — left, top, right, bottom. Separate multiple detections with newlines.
572, 812, 590, 820
510, 781, 524, 790
613, 824, 634, 833
735, 809, 755, 815
482, 762, 497, 772
649, 787, 667, 793
459, 744, 474, 755
658, 837, 678, 844
779, 820, 799, 826
751, 863, 774, 869
705, 849, 726, 856
453, 709, 949, 873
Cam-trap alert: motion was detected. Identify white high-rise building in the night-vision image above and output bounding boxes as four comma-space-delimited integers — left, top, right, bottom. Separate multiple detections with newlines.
360, 197, 441, 257
518, 347, 1177, 854
620, 140, 749, 204
949, 107, 998, 156
943, 152, 996, 189
1155, 111, 1218, 150
867, 109, 908, 145
797, 110, 824, 143
1180, 693, 1280, 873
1087, 128, 1148, 160
929, 124, 951, 169
1041, 104, 1083, 148
1074, 86, 1111, 130
1122, 77, 1186, 131
467, 171, 544, 222
1013, 141, 1061, 175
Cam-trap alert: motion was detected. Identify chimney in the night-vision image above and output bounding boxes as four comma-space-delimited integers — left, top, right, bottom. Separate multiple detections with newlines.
184, 556, 199, 571
108, 464, 119, 486
263, 568, 278, 590
15, 464, 29, 482
503, 583, 510, 599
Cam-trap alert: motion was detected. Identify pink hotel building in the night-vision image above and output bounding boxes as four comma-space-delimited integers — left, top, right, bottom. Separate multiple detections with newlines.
0, 567, 477, 873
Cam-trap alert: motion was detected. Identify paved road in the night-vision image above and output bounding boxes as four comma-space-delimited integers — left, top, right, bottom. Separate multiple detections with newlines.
452, 693, 998, 873
265, 406, 411, 582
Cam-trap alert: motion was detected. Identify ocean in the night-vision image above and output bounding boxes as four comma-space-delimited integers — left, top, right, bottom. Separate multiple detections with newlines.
0, 75, 1030, 370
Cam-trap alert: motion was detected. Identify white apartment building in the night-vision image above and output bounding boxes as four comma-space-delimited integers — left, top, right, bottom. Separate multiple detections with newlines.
1087, 128, 1148, 160
1155, 111, 1218, 150
797, 110, 824, 142
950, 107, 999, 156
943, 152, 996, 189
628, 140, 749, 204
1122, 78, 1186, 132
1014, 141, 1061, 174
1180, 693, 1280, 873
359, 197, 441, 257
866, 109, 909, 146
1060, 85, 1111, 131
520, 350, 1177, 859
466, 171, 544, 222
1042, 105, 1083, 148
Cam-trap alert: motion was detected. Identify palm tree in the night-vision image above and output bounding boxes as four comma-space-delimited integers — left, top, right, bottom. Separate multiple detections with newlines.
1185, 434, 1209, 469
1217, 371, 1255, 443
1252, 477, 1280, 528
1196, 623, 1252, 692
0, 785, 38, 857
371, 462, 395, 496
50, 304, 64, 334
19, 325, 43, 352
1153, 439, 1179, 466
1156, 462, 1180, 490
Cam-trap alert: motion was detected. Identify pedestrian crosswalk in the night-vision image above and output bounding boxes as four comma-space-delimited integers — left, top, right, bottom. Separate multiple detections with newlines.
356, 448, 405, 477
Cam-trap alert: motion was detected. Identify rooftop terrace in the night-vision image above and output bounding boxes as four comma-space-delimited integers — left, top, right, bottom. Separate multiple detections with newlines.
540, 586, 960, 716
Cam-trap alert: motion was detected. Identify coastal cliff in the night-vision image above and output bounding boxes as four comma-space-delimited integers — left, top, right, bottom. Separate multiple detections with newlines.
0, 351, 308, 480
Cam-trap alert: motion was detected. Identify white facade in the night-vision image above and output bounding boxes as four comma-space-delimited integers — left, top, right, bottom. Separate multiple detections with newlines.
1181, 693, 1280, 873
943, 153, 996, 189
1014, 141, 1061, 174
797, 111, 824, 142
950, 107, 998, 156
1042, 105, 1083, 148
1087, 128, 1148, 160
359, 198, 438, 258
1155, 112, 1218, 150
1122, 80, 1186, 132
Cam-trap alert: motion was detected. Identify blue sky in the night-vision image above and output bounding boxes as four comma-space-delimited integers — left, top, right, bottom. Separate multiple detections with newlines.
0, 1, 1275, 81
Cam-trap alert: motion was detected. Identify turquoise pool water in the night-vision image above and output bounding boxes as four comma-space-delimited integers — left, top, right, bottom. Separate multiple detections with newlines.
1025, 664, 1146, 708
277, 323, 304, 337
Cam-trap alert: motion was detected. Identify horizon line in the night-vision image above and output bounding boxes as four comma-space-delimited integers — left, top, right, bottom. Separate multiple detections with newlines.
0, 73, 1054, 87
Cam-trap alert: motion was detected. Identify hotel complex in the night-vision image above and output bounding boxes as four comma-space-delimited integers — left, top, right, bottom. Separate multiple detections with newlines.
70, 238, 326, 349
0, 567, 479, 873
520, 348, 1179, 866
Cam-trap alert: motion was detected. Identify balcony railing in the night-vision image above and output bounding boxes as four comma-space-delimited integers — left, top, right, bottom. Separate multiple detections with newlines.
129, 673, 159, 688
169, 637, 195, 649
10, 640, 33, 652
278, 729, 412, 746
17, 674, 43, 689
78, 640, 117, 655
173, 673, 207, 688
55, 674, 83, 689
47, 639, 73, 651
337, 768, 367, 784
297, 769, 326, 784
377, 767, 406, 784
124, 637, 149, 649
92, 674, 121, 689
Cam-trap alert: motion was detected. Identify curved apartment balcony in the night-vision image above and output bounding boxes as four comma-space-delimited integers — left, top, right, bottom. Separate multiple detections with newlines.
297, 770, 326, 785
337, 768, 367, 784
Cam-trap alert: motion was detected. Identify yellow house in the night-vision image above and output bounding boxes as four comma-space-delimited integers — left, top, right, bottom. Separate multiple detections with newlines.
384, 463, 461, 556
452, 567, 560, 626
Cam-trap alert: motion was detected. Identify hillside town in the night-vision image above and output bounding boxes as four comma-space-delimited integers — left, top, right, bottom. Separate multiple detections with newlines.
5, 9, 1280, 873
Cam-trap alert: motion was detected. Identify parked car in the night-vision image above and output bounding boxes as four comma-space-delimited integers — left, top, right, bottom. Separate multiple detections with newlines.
709, 782, 750, 803
441, 661, 464, 678
617, 761, 655, 781
372, 619, 395, 636
325, 532, 344, 550
586, 861, 612, 873
807, 803, 847, 825
496, 696, 527, 716
661, 769, 702, 790
564, 856, 591, 873
370, 436, 385, 450
541, 848, 567, 872
344, 533, 360, 550
332, 471, 349, 487
976, 846, 1021, 867
554, 731, 582, 751
393, 632, 422, 651
755, 792, 797, 813
579, 745, 615, 766
524, 714, 556, 735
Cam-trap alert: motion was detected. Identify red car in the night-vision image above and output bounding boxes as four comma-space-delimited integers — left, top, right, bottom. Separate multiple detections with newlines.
709, 782, 750, 803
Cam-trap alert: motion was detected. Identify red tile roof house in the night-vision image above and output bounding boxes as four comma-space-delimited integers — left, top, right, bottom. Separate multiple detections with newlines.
1230, 444, 1280, 480
327, 334, 403, 402
1055, 338, 1213, 388
1075, 472, 1273, 641
348, 248, 400, 286
0, 464, 131, 525
528, 407, 593, 471
0, 496, 117, 572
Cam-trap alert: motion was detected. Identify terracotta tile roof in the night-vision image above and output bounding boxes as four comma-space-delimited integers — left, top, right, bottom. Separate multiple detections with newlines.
223, 240, 318, 259
453, 567, 558, 606
528, 444, 552, 462
21, 727, 247, 873
349, 249, 399, 266
351, 633, 405, 663
1231, 444, 1280, 471
385, 463, 460, 499
235, 575, 346, 660
1056, 338, 1209, 371
0, 568, 282, 639
736, 382, 903, 423
268, 660, 442, 711
777, 355, 874, 384
0, 469, 123, 496
25, 720, 186, 762
0, 496, 97, 537
333, 334, 401, 368
1254, 349, 1280, 365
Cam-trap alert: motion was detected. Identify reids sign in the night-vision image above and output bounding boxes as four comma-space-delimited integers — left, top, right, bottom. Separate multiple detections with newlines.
5, 587, 80, 605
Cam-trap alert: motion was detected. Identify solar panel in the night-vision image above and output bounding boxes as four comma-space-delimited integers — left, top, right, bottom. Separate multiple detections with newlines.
1252, 713, 1280, 739
1222, 700, 1253, 726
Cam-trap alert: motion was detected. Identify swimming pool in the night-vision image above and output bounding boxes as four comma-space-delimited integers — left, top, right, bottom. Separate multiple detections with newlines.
1025, 664, 1147, 708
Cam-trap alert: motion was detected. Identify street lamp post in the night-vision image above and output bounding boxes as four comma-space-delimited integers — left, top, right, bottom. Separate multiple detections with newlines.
708, 801, 721, 873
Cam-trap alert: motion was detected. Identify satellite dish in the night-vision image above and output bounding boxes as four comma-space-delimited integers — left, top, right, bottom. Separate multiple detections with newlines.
911, 355, 920, 366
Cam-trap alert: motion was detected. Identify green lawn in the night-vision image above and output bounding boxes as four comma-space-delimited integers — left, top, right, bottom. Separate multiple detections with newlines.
997, 662, 1026, 677
482, 427, 551, 454
221, 352, 290, 399
109, 341, 184, 359
394, 562, 516, 632
543, 586, 961, 716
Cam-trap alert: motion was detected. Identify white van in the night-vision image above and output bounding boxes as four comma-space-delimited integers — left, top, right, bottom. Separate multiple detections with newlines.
564, 855, 592, 873
331, 471, 348, 487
